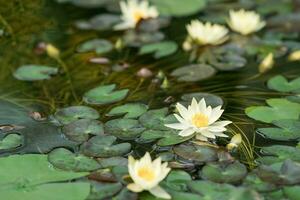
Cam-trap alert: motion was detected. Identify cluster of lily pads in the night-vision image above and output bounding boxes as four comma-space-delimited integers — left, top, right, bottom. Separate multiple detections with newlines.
3, 0, 300, 199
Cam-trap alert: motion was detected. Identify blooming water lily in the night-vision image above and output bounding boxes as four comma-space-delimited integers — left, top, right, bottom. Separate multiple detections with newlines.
127, 152, 171, 199
165, 98, 232, 141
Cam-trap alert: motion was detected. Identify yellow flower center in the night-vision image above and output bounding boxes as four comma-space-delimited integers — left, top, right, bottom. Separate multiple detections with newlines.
137, 167, 155, 181
192, 113, 209, 128
133, 11, 144, 23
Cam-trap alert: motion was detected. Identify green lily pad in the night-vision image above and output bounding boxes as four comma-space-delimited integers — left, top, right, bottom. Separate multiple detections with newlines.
0, 154, 89, 200
171, 64, 216, 82
87, 182, 123, 200
174, 143, 218, 164
139, 108, 176, 130
98, 156, 128, 168
200, 161, 247, 184
243, 173, 277, 192
83, 84, 129, 105
75, 14, 120, 31
81, 135, 131, 157
62, 119, 104, 142
256, 159, 300, 185
181, 92, 223, 107
138, 129, 194, 146
105, 118, 145, 140
162, 170, 192, 191
113, 188, 138, 200
123, 30, 165, 47
257, 145, 300, 165
54, 106, 100, 125
13, 65, 58, 81
150, 0, 207, 17
0, 99, 76, 155
267, 75, 300, 93
188, 180, 235, 199
48, 148, 101, 172
258, 119, 300, 141
107, 103, 148, 119
283, 185, 300, 200
139, 41, 178, 59
0, 133, 22, 150
245, 98, 300, 123
76, 39, 113, 54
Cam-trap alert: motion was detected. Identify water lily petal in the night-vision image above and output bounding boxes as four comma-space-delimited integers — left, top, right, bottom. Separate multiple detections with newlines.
127, 183, 144, 192
179, 128, 195, 137
149, 186, 171, 199
165, 123, 188, 130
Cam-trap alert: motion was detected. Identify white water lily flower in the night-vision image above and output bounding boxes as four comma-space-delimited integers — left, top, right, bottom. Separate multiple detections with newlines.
228, 9, 266, 35
114, 0, 159, 30
185, 20, 229, 46
226, 134, 242, 150
127, 152, 171, 199
165, 98, 232, 141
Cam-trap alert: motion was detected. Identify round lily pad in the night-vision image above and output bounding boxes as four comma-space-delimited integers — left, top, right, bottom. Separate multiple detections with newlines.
75, 14, 120, 31
123, 30, 165, 47
98, 157, 128, 168
62, 119, 104, 142
83, 84, 129, 105
139, 41, 178, 59
105, 118, 145, 140
81, 135, 131, 157
174, 143, 218, 164
88, 182, 123, 200
106, 103, 148, 119
0, 133, 22, 150
181, 92, 223, 107
13, 65, 58, 81
245, 98, 300, 123
138, 129, 194, 146
76, 39, 113, 54
48, 148, 101, 172
171, 64, 216, 82
139, 108, 176, 130
200, 161, 247, 184
257, 145, 300, 165
267, 75, 300, 93
257, 119, 300, 141
54, 106, 100, 125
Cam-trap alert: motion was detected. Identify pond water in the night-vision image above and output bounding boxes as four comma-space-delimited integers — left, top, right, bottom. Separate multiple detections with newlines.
1, 0, 300, 200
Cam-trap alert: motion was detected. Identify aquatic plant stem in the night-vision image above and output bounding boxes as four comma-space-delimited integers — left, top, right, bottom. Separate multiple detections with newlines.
55, 57, 79, 103
0, 14, 15, 42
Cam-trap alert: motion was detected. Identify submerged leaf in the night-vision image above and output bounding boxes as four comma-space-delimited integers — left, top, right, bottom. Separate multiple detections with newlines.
13, 65, 58, 81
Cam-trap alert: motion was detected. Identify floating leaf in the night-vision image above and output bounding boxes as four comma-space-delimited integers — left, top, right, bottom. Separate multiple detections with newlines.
107, 103, 148, 119
81, 135, 131, 157
0, 133, 22, 150
48, 148, 101, 172
0, 99, 76, 155
245, 98, 300, 123
88, 182, 123, 200
105, 118, 145, 140
54, 106, 100, 125
162, 170, 192, 191
75, 14, 120, 31
267, 75, 300, 93
243, 173, 277, 192
257, 145, 300, 165
77, 39, 113, 54
150, 0, 207, 17
171, 64, 216, 82
98, 157, 128, 168
283, 185, 300, 200
139, 108, 176, 130
174, 143, 218, 164
13, 65, 58, 81
123, 30, 165, 47
138, 129, 193, 146
181, 92, 223, 107
139, 41, 178, 59
257, 119, 300, 141
0, 154, 90, 200
62, 119, 104, 142
200, 161, 247, 184
83, 84, 129, 105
